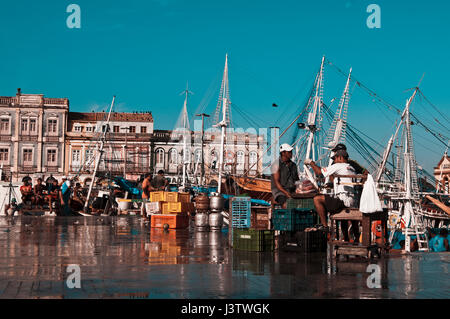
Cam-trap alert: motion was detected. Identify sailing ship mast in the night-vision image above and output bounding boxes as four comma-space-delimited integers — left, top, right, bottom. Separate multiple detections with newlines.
303, 56, 325, 188
374, 86, 429, 252
83, 96, 116, 213
179, 84, 192, 191
325, 67, 352, 166
215, 54, 231, 194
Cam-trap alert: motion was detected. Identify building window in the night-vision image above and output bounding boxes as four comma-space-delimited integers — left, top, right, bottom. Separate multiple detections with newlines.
86, 126, 93, 132
74, 125, 82, 132
141, 126, 147, 133
194, 149, 202, 164
169, 148, 178, 164
249, 151, 257, 165
21, 119, 28, 132
237, 151, 245, 165
47, 149, 57, 165
0, 148, 9, 163
29, 119, 36, 133
0, 119, 10, 133
23, 149, 33, 165
113, 126, 120, 133
155, 148, 164, 166
48, 119, 57, 134
129, 126, 136, 133
72, 149, 81, 163
85, 149, 94, 164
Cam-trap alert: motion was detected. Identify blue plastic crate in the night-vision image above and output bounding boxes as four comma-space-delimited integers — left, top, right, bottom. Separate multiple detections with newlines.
231, 197, 251, 228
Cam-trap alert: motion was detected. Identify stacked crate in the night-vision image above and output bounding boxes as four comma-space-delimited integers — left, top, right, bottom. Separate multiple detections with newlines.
149, 191, 192, 229
230, 197, 274, 252
232, 228, 275, 252
273, 201, 327, 253
272, 208, 316, 232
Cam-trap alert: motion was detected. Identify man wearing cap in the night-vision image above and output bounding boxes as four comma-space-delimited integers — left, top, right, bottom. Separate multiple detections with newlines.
271, 143, 300, 208
331, 143, 367, 175
305, 149, 360, 241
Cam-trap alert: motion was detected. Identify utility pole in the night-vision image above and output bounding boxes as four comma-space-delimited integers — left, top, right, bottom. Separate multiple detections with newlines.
196, 113, 209, 186
121, 126, 130, 178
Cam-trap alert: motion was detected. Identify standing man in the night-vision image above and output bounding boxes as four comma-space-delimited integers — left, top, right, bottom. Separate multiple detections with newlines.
151, 170, 169, 191
141, 173, 154, 200
271, 144, 300, 209
305, 149, 359, 241
60, 177, 72, 216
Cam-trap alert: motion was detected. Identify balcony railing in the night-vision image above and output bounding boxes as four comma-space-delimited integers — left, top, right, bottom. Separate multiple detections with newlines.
43, 98, 68, 106
0, 97, 17, 105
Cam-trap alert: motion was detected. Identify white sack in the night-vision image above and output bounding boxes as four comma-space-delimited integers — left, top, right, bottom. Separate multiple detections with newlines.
359, 174, 382, 214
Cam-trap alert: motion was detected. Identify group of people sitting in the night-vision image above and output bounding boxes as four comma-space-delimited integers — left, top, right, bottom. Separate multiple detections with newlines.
271, 142, 367, 242
18, 175, 86, 215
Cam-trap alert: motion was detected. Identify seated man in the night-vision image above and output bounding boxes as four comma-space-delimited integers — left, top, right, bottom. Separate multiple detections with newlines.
305, 149, 359, 241
47, 179, 61, 214
20, 178, 34, 209
271, 144, 299, 209
33, 178, 46, 209
70, 182, 86, 211
429, 228, 449, 252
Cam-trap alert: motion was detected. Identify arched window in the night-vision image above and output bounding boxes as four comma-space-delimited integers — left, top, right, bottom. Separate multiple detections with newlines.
236, 151, 245, 165
169, 148, 178, 164
249, 151, 257, 165
155, 148, 165, 166
194, 149, 202, 164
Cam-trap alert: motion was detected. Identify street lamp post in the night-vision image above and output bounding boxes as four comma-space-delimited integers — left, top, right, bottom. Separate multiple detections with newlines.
121, 127, 130, 178
196, 113, 209, 186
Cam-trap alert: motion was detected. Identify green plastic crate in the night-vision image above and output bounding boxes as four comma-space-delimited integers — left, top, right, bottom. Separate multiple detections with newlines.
286, 198, 315, 209
232, 229, 274, 252
272, 209, 316, 231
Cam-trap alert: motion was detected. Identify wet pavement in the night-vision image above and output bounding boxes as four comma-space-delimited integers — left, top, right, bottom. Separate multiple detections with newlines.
0, 216, 448, 299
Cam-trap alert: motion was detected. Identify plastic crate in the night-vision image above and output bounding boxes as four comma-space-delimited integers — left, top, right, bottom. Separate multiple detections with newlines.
166, 192, 191, 203
162, 202, 194, 214
150, 191, 167, 202
231, 197, 251, 229
150, 214, 190, 229
272, 208, 316, 231
280, 230, 327, 253
232, 229, 274, 252
286, 198, 315, 210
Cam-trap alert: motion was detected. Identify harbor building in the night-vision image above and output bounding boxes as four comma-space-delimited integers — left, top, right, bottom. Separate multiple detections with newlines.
65, 111, 154, 184
0, 89, 68, 182
434, 152, 450, 194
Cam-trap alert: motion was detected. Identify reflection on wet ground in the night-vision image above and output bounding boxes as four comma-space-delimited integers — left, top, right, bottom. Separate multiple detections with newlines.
0, 216, 448, 299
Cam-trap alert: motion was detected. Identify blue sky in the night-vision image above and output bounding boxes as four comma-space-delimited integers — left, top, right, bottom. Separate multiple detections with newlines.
0, 0, 449, 173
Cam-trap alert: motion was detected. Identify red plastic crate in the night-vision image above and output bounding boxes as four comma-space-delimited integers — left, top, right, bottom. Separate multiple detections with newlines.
151, 214, 189, 229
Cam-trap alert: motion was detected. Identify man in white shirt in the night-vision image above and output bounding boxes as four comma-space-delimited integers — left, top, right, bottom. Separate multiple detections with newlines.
305, 149, 359, 241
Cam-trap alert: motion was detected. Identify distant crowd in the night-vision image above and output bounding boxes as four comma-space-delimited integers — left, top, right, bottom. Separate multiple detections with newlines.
13, 175, 86, 216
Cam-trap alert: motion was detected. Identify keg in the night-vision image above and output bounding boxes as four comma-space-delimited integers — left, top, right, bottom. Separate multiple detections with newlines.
195, 212, 209, 231
209, 193, 224, 212
208, 211, 223, 231
195, 193, 210, 212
